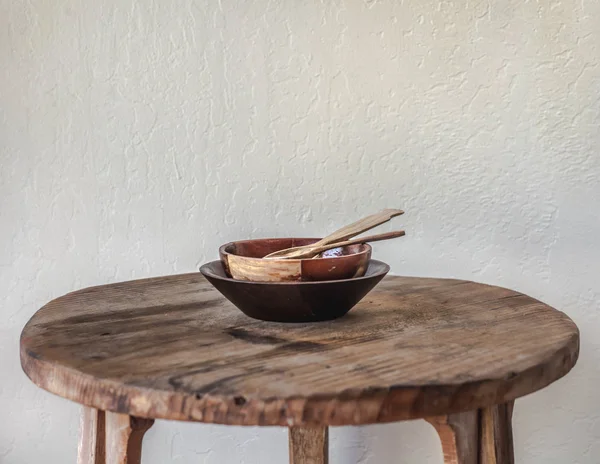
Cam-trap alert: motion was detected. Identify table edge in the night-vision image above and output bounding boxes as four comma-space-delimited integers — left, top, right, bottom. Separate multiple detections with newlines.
20, 326, 579, 426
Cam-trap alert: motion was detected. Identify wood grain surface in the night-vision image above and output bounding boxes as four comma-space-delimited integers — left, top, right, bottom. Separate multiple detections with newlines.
105, 413, 153, 464
77, 407, 105, 464
480, 402, 514, 464
289, 427, 328, 464
20, 274, 579, 426
426, 401, 515, 464
426, 411, 479, 464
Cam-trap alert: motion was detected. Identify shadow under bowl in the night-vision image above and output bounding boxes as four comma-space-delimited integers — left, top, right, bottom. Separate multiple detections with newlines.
200, 259, 390, 322
219, 237, 371, 282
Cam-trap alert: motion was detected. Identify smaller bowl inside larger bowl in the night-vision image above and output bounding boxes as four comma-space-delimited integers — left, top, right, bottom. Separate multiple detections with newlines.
200, 259, 390, 322
219, 237, 372, 282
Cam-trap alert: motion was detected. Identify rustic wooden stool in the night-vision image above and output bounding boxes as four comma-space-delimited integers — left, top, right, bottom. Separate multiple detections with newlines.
20, 274, 579, 464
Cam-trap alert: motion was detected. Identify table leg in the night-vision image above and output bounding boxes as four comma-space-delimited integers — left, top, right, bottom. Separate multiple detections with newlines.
480, 402, 514, 464
78, 407, 106, 464
289, 426, 329, 464
426, 410, 479, 464
426, 401, 514, 464
105, 412, 154, 464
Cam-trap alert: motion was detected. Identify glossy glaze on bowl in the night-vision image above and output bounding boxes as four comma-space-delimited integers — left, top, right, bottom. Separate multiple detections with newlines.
200, 259, 390, 322
219, 237, 371, 282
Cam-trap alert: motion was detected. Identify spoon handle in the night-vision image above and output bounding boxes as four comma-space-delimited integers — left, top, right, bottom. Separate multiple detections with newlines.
265, 230, 406, 260
262, 209, 404, 259
313, 209, 404, 248
307, 230, 406, 258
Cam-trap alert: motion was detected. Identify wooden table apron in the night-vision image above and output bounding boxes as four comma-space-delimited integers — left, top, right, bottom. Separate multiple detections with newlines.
20, 274, 579, 464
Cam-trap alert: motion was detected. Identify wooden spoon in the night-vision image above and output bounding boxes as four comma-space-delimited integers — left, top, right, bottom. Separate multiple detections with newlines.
264, 230, 406, 260
263, 208, 404, 259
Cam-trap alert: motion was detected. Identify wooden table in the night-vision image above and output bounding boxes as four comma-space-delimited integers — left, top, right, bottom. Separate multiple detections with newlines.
20, 274, 579, 464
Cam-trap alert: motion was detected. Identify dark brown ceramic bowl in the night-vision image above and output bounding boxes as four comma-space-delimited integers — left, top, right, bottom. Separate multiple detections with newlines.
200, 259, 390, 322
219, 237, 372, 282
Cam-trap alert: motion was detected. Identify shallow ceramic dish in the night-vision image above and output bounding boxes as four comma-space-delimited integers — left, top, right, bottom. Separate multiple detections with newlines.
200, 259, 389, 322
219, 237, 371, 282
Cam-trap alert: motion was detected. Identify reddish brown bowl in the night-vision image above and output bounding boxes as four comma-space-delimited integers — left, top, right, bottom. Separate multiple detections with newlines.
200, 259, 390, 322
219, 238, 372, 282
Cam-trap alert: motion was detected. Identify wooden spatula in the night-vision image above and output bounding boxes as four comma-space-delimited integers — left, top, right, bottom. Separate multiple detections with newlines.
263, 208, 404, 259
264, 230, 406, 260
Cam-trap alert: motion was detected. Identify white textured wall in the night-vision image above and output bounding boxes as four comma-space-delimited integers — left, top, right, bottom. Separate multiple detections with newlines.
1, 0, 599, 462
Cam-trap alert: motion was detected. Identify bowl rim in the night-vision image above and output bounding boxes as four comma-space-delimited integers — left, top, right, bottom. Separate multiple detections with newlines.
200, 259, 390, 285
218, 237, 372, 263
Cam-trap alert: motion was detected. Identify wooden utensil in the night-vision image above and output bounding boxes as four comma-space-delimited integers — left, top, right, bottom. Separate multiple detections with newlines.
264, 230, 405, 260
263, 208, 404, 259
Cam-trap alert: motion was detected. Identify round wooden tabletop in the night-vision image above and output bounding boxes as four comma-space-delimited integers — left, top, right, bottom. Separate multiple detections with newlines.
20, 274, 579, 426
